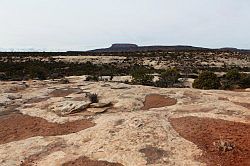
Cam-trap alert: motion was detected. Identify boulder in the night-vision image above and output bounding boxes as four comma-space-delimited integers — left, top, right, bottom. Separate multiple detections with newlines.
49, 101, 91, 115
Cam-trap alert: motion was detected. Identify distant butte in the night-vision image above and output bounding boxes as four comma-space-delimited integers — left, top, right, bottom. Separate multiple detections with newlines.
110, 44, 138, 48
88, 43, 250, 53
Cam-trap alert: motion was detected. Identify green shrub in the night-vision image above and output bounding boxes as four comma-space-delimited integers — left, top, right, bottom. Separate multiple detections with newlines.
221, 69, 241, 89
155, 68, 180, 87
239, 74, 250, 88
225, 69, 241, 81
221, 69, 250, 89
36, 69, 48, 80
193, 71, 221, 89
131, 68, 153, 86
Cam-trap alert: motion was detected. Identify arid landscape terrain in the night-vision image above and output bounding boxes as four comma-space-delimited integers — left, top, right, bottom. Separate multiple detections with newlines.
2, 0, 250, 165
0, 47, 250, 166
0, 74, 250, 166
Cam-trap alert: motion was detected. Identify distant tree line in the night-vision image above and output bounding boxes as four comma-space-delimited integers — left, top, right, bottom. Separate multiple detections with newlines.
0, 59, 158, 81
130, 67, 250, 89
0, 58, 249, 90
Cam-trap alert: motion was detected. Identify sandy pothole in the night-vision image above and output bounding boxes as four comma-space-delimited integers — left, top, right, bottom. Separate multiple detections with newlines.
0, 113, 95, 144
170, 116, 250, 166
139, 146, 169, 164
141, 94, 177, 110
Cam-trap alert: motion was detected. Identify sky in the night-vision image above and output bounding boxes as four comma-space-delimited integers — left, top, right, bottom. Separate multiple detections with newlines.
0, 0, 250, 51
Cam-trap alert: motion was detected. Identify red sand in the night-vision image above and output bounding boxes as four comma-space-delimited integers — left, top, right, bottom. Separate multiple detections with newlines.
170, 116, 250, 166
142, 94, 177, 110
0, 113, 95, 145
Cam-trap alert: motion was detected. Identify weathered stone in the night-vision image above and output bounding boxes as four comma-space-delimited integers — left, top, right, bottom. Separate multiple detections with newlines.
59, 78, 70, 84
5, 84, 28, 93
49, 101, 91, 115
90, 102, 112, 108
0, 77, 249, 166
87, 107, 109, 113
8, 94, 22, 100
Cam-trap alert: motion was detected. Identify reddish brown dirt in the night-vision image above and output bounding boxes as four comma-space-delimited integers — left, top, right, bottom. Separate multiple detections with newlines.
139, 146, 169, 164
170, 116, 250, 166
141, 94, 177, 110
49, 88, 82, 97
62, 157, 123, 166
0, 113, 95, 145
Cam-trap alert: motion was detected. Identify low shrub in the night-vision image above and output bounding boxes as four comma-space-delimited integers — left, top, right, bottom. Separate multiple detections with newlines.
193, 71, 221, 89
239, 73, 250, 88
131, 67, 154, 86
155, 68, 180, 88
221, 69, 250, 89
88, 93, 99, 103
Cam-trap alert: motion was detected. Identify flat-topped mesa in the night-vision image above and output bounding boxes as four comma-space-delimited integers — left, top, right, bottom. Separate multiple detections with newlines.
88, 44, 250, 53
110, 44, 138, 49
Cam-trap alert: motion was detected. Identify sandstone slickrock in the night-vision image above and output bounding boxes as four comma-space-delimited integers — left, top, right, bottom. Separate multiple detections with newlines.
90, 102, 112, 108
7, 94, 22, 100
87, 107, 110, 114
0, 77, 249, 166
49, 101, 91, 115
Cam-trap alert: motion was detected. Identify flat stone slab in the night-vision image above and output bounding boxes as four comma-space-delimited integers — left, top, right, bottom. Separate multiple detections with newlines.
87, 107, 110, 113
90, 102, 112, 108
49, 101, 91, 115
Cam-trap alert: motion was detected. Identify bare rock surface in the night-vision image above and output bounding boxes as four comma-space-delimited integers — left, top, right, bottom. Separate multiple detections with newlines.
90, 102, 112, 108
7, 94, 22, 100
0, 77, 249, 166
87, 107, 109, 113
49, 101, 91, 115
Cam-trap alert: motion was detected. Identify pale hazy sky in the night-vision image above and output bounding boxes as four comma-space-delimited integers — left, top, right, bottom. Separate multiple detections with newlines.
0, 0, 250, 51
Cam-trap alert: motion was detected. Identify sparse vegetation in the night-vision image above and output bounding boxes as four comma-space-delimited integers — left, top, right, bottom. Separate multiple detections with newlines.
221, 69, 241, 89
0, 50, 249, 89
155, 68, 180, 88
239, 73, 250, 88
131, 67, 154, 86
0, 47, 250, 166
88, 93, 99, 103
193, 71, 221, 89
221, 69, 250, 89
214, 139, 235, 153
193, 69, 250, 90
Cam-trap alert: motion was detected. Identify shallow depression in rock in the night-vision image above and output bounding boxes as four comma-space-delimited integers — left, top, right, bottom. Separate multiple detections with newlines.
170, 116, 250, 166
0, 113, 95, 145
141, 94, 177, 110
